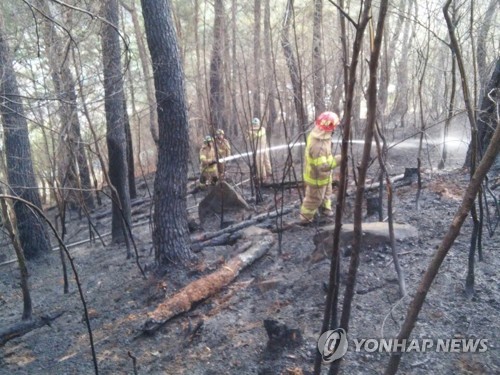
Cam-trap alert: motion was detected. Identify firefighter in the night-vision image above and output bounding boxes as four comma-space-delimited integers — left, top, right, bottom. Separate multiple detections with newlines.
299, 111, 341, 223
248, 117, 272, 183
215, 129, 231, 179
199, 135, 218, 187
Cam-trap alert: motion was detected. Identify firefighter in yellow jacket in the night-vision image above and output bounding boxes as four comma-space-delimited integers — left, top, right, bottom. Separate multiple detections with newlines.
248, 118, 272, 183
215, 129, 231, 179
199, 135, 218, 187
300, 111, 341, 223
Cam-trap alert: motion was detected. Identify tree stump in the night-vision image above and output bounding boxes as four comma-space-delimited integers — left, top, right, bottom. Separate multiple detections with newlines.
366, 196, 381, 217
404, 167, 419, 182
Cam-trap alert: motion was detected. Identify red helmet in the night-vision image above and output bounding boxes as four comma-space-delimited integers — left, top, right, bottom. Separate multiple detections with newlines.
315, 111, 340, 132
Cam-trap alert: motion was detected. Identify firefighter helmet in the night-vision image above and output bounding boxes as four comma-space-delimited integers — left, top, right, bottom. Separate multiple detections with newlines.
251, 118, 261, 127
215, 129, 224, 136
315, 111, 340, 132
203, 135, 213, 144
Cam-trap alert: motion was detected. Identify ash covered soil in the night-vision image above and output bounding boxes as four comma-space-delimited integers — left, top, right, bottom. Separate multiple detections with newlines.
0, 166, 499, 375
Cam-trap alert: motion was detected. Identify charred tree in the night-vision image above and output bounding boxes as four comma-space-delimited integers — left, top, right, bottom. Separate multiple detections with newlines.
100, 0, 132, 243
281, 0, 306, 131
438, 55, 456, 170
0, 198, 32, 320
141, 0, 194, 266
313, 1, 372, 374
263, 0, 277, 129
389, 0, 415, 126
0, 16, 51, 259
121, 0, 159, 146
339, 0, 387, 342
209, 0, 226, 130
253, 0, 262, 119
123, 99, 137, 199
477, 58, 500, 158
312, 0, 325, 115
34, 0, 94, 212
378, 0, 407, 118
230, 0, 239, 137
475, 0, 497, 96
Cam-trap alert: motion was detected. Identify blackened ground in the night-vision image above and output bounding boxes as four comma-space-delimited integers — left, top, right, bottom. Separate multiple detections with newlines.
0, 165, 498, 375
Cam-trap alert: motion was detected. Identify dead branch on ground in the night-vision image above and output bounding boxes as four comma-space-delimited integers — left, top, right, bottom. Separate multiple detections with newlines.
142, 227, 274, 335
191, 204, 295, 244
0, 310, 65, 346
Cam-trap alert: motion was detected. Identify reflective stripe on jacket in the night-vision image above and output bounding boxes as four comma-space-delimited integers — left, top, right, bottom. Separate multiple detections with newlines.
303, 128, 337, 187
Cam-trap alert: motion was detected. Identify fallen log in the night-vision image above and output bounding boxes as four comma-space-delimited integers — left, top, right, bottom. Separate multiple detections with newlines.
358, 173, 407, 193
191, 203, 296, 243
191, 231, 243, 253
0, 310, 65, 346
142, 227, 274, 334
260, 180, 302, 190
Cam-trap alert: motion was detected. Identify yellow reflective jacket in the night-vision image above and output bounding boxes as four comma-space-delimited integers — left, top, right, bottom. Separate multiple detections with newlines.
303, 127, 338, 187
199, 144, 217, 173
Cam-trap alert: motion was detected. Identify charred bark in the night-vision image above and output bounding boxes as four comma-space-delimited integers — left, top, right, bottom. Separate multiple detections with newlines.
281, 0, 306, 131
0, 311, 65, 346
101, 0, 132, 243
141, 0, 193, 266
0, 16, 51, 259
313, 1, 372, 374
209, 0, 226, 130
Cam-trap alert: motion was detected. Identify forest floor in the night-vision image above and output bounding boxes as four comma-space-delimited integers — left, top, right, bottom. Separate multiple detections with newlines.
0, 145, 499, 375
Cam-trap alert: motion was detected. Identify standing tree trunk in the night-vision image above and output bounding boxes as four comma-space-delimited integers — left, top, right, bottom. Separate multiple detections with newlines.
141, 0, 194, 266
263, 0, 277, 129
34, 0, 94, 212
476, 0, 497, 96
0, 16, 51, 259
340, 0, 387, 337
100, 0, 132, 243
477, 58, 500, 156
416, 27, 431, 168
121, 0, 159, 146
438, 55, 456, 170
0, 198, 32, 320
281, 0, 307, 131
312, 0, 325, 115
209, 0, 226, 131
378, 0, 407, 118
390, 0, 415, 126
230, 0, 239, 137
253, 0, 262, 119
123, 99, 137, 199
313, 1, 372, 374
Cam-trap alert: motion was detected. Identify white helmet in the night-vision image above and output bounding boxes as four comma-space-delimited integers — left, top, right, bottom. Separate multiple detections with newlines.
251, 118, 261, 127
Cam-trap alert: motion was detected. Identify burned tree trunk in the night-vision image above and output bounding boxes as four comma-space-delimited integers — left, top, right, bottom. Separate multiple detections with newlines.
141, 0, 194, 266
0, 16, 51, 259
209, 0, 226, 130
281, 0, 307, 131
100, 0, 132, 243
313, 1, 372, 374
